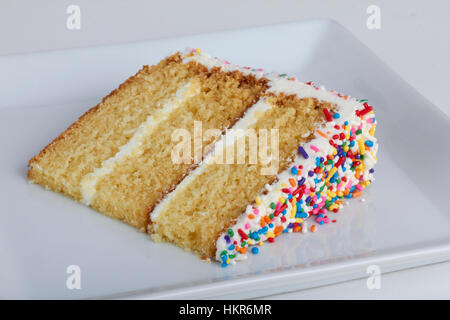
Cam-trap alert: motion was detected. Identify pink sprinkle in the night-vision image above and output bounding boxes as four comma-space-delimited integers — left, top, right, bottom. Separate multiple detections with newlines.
245, 223, 250, 229
275, 202, 281, 211
253, 208, 260, 215
346, 181, 353, 189
257, 68, 263, 71
355, 184, 363, 191
310, 145, 319, 152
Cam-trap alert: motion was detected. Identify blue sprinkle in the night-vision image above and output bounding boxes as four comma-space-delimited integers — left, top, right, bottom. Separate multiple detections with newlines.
333, 113, 341, 119
228, 244, 235, 250
308, 170, 314, 177
269, 223, 274, 228
344, 121, 349, 125
369, 168, 375, 173
222, 262, 228, 267
349, 140, 355, 147
291, 167, 298, 175
298, 146, 309, 159
224, 235, 231, 243
251, 247, 259, 254
365, 140, 374, 147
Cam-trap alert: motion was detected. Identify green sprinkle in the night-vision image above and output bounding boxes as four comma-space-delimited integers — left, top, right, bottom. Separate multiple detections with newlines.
269, 213, 274, 220
270, 202, 276, 209
279, 73, 287, 77
356, 129, 362, 135
220, 250, 227, 257
229, 254, 236, 259
227, 229, 234, 237
241, 241, 246, 247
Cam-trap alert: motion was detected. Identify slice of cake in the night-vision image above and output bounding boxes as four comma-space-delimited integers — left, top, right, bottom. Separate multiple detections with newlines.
28, 49, 377, 266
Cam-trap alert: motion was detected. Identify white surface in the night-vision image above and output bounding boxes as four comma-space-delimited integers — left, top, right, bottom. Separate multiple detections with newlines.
0, 20, 449, 299
262, 261, 450, 299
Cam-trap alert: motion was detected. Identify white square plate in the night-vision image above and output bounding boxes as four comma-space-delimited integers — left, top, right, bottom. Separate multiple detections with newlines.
1, 19, 449, 299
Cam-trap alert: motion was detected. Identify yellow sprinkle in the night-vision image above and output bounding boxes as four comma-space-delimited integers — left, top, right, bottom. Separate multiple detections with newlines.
295, 218, 304, 223
326, 167, 337, 181
259, 241, 263, 246
358, 139, 365, 155
226, 258, 230, 264
281, 183, 287, 188
370, 150, 378, 161
329, 204, 338, 211
248, 239, 253, 245
337, 191, 343, 197
255, 197, 262, 205
343, 145, 349, 152
369, 125, 376, 137
266, 232, 275, 238
195, 48, 201, 53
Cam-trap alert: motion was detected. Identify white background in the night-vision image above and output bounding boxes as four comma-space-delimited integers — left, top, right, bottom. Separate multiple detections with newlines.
1, 0, 449, 299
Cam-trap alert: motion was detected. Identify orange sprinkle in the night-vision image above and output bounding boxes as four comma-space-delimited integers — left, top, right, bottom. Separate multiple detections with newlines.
274, 226, 284, 235
311, 225, 317, 232
264, 216, 271, 224
355, 171, 361, 180
289, 178, 296, 187
240, 247, 248, 254
353, 191, 362, 198
294, 226, 301, 233
248, 214, 255, 220
344, 189, 350, 195
335, 200, 344, 205
260, 220, 266, 227
315, 130, 328, 139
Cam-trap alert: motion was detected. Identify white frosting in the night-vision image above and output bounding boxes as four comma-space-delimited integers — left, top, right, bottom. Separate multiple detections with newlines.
80, 80, 201, 205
